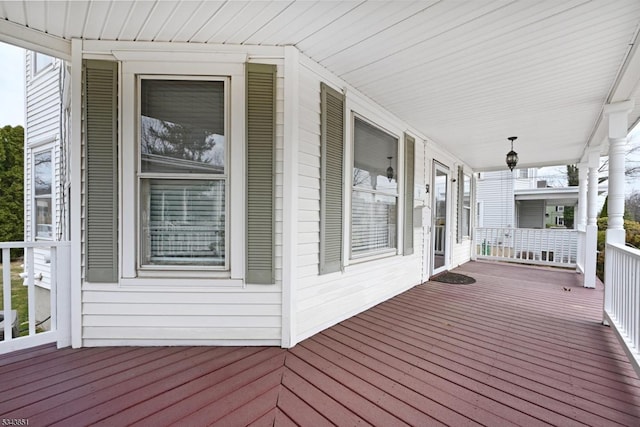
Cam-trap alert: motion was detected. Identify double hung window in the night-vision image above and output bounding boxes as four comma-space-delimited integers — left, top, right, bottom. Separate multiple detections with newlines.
351, 117, 398, 258
139, 78, 227, 269
461, 174, 471, 238
34, 150, 53, 239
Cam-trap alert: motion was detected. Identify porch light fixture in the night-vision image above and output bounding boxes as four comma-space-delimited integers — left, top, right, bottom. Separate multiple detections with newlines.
386, 156, 394, 181
505, 136, 518, 171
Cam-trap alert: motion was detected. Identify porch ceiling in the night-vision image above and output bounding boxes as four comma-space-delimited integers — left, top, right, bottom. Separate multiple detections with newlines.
2, 0, 640, 171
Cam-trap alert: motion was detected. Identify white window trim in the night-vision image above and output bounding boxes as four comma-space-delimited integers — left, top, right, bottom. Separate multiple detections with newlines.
348, 112, 402, 263
32, 144, 55, 241
31, 51, 55, 79
462, 172, 472, 239
120, 60, 246, 286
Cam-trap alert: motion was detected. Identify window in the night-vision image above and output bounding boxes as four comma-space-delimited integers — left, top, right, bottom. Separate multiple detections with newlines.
34, 150, 53, 239
139, 78, 227, 269
462, 173, 471, 238
517, 168, 529, 178
556, 205, 564, 212
33, 52, 54, 75
351, 117, 398, 258
556, 216, 565, 226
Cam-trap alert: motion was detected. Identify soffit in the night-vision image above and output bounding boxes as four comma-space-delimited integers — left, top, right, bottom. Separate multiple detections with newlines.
2, 0, 640, 171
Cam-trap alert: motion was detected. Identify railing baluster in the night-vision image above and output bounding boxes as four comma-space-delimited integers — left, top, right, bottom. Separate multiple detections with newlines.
26, 247, 35, 336
2, 248, 12, 341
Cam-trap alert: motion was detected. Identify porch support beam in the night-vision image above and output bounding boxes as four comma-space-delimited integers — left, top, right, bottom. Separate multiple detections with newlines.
0, 19, 70, 60
584, 152, 599, 288
604, 100, 634, 245
576, 164, 587, 275
69, 39, 83, 348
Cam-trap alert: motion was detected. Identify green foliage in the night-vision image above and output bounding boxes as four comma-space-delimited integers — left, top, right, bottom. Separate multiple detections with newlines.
0, 126, 24, 257
595, 217, 640, 280
600, 196, 608, 218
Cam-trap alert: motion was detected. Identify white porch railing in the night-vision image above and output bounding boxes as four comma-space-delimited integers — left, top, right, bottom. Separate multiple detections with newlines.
474, 227, 578, 268
1, 241, 70, 354
604, 243, 640, 374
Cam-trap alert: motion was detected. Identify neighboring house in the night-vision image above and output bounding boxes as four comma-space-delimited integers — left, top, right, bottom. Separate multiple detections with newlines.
23, 50, 69, 331
476, 168, 578, 230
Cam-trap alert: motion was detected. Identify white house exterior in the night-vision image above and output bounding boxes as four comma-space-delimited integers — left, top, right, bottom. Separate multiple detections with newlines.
477, 168, 579, 229
23, 50, 69, 330
1, 1, 640, 362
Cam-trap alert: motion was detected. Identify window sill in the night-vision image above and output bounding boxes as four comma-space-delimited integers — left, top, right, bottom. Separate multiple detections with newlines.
349, 249, 398, 265
118, 277, 244, 288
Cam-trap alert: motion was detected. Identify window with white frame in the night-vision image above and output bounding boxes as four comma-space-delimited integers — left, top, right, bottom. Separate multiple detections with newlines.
33, 150, 53, 239
139, 78, 227, 269
462, 173, 471, 237
556, 216, 565, 226
33, 52, 54, 75
351, 117, 398, 258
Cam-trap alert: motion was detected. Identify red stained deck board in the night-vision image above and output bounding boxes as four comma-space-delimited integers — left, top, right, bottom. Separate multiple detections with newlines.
0, 346, 196, 416
286, 349, 415, 426
212, 387, 281, 427
1, 262, 640, 426
179, 368, 284, 425
289, 345, 439, 426
273, 408, 299, 427
313, 329, 545, 427
97, 348, 286, 426
54, 346, 258, 426
301, 336, 486, 427
280, 367, 369, 426
274, 386, 333, 427
332, 319, 603, 427
359, 307, 640, 413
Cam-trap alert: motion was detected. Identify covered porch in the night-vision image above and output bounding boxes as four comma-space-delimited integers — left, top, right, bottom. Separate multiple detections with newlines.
1, 261, 639, 425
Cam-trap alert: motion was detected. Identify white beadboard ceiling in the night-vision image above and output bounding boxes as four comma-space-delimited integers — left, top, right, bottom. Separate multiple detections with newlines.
2, 0, 640, 171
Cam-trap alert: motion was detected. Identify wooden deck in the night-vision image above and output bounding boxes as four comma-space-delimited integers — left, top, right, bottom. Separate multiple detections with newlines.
1, 261, 639, 426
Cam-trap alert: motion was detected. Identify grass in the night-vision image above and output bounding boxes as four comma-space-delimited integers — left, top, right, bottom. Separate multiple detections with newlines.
0, 259, 29, 337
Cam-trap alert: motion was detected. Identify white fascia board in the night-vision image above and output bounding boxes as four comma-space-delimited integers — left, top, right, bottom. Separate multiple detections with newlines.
0, 19, 70, 60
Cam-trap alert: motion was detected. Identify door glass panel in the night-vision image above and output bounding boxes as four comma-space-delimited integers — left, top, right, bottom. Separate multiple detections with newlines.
433, 167, 448, 270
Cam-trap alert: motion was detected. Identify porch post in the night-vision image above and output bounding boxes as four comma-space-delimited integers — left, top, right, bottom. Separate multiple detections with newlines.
584, 153, 599, 288
603, 100, 634, 319
604, 100, 634, 245
576, 164, 587, 274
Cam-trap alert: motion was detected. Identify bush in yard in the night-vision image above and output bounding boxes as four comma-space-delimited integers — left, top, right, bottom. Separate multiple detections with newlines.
0, 125, 24, 259
596, 217, 640, 281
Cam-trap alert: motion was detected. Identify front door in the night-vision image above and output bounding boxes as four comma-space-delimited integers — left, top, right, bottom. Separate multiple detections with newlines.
432, 162, 449, 275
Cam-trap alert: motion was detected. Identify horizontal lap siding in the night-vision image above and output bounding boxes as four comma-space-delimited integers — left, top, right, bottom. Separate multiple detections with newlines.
295, 65, 422, 343
25, 52, 64, 292
477, 171, 515, 228
81, 60, 284, 346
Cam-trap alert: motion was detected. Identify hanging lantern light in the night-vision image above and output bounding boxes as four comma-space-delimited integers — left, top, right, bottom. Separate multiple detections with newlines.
505, 136, 518, 171
386, 156, 394, 182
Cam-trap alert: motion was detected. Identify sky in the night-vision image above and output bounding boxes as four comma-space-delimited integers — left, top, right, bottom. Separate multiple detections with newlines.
0, 42, 25, 127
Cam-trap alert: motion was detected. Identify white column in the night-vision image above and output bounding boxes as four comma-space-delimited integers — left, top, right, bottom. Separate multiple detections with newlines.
576, 164, 587, 274
604, 100, 634, 245
583, 153, 599, 288
603, 100, 634, 321
577, 164, 588, 230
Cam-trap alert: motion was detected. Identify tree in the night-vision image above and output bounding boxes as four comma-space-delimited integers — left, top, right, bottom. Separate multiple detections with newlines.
564, 164, 579, 228
0, 125, 24, 255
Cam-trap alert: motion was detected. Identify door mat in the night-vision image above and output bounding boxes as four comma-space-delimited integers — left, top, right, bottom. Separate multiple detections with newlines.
431, 271, 476, 285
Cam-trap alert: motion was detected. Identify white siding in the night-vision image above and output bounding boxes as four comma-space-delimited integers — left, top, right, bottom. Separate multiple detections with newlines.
294, 62, 426, 343
24, 51, 64, 296
476, 170, 515, 229
79, 48, 285, 346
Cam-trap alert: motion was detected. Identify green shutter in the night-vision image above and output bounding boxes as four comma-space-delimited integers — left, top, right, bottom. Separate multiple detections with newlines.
246, 63, 276, 284
84, 60, 118, 282
403, 134, 415, 255
320, 83, 345, 274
